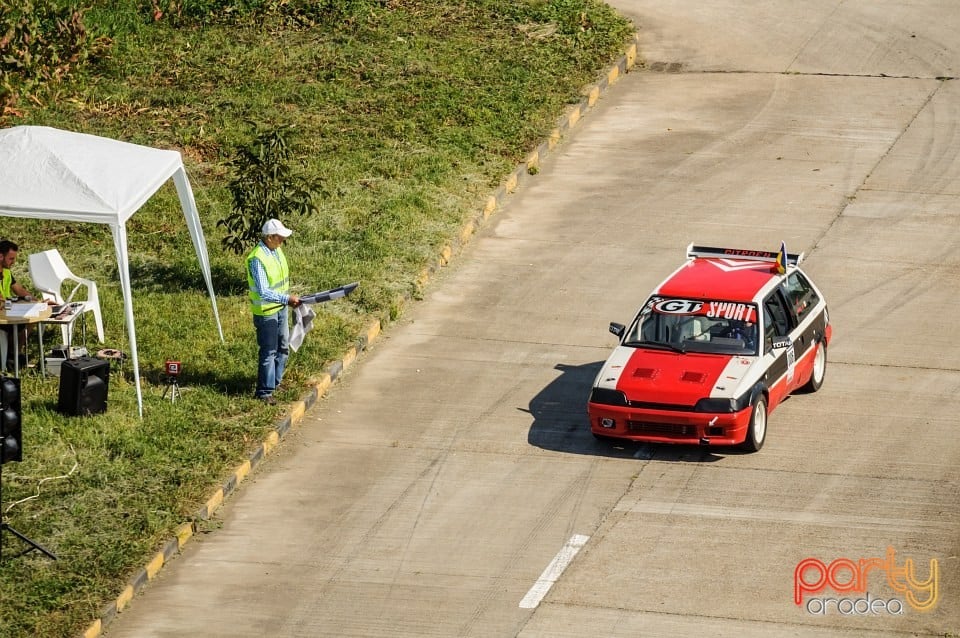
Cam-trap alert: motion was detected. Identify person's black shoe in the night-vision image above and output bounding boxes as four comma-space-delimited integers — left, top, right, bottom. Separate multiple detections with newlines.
258, 395, 277, 406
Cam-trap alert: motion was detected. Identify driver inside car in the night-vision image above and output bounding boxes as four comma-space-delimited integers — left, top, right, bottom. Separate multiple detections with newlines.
721, 319, 757, 350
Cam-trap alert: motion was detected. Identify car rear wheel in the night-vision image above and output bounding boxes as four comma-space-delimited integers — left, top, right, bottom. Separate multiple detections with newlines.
742, 396, 767, 452
803, 341, 827, 392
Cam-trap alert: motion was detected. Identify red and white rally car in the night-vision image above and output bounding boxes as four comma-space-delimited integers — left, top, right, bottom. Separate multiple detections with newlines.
587, 243, 831, 451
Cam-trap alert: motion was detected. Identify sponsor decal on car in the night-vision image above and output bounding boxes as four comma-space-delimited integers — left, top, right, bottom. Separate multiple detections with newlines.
705, 301, 756, 322
652, 299, 703, 314
651, 298, 757, 322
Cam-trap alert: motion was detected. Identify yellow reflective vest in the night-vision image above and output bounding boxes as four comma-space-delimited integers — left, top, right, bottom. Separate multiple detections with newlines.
246, 244, 289, 316
0, 269, 12, 299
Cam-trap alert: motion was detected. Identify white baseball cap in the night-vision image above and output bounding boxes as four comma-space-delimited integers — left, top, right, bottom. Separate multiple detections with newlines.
262, 218, 293, 237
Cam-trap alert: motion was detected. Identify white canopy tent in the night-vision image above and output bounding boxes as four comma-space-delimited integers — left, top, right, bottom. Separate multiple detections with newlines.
0, 125, 224, 416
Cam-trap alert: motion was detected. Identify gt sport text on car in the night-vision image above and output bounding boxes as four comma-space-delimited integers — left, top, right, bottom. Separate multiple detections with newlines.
588, 244, 831, 452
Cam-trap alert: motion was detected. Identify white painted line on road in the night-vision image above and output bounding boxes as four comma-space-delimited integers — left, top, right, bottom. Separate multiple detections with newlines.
614, 501, 956, 531
519, 534, 590, 609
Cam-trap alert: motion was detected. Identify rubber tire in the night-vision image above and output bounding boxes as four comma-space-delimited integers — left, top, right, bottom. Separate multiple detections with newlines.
803, 341, 827, 393
742, 395, 767, 452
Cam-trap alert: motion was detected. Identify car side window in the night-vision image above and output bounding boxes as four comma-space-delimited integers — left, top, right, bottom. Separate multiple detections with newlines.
782, 272, 820, 322
763, 291, 791, 352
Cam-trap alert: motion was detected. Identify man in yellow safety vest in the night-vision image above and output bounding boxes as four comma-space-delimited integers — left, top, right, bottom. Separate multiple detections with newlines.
0, 240, 47, 367
246, 220, 301, 405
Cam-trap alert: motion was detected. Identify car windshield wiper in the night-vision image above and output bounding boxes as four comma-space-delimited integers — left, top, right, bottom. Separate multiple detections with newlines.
624, 340, 686, 353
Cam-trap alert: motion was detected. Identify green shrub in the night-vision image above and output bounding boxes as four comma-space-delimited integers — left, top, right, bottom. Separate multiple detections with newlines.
153, 0, 379, 24
0, 0, 110, 115
218, 126, 322, 255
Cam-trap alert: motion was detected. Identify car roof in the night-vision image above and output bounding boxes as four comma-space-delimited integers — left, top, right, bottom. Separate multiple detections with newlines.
655, 257, 783, 303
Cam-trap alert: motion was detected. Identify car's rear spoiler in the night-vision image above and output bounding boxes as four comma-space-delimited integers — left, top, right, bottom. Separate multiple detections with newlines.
686, 243, 804, 266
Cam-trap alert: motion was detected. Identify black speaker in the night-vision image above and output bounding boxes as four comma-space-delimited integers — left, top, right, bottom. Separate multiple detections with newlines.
57, 357, 109, 416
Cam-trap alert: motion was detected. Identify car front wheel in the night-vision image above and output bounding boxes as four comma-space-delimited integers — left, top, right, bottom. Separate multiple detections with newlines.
742, 395, 767, 452
803, 341, 827, 392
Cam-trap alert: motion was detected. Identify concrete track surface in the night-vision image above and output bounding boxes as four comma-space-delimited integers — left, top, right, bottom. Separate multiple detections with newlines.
107, 2, 959, 636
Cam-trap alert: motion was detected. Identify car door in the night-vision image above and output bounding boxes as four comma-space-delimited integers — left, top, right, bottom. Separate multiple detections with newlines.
780, 271, 823, 389
761, 288, 796, 407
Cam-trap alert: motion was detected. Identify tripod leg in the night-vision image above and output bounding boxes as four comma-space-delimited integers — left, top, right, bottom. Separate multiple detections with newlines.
0, 465, 57, 560
1, 523, 58, 560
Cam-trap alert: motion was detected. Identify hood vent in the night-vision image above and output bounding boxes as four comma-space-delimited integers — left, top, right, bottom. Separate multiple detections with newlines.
633, 367, 656, 379
681, 371, 706, 383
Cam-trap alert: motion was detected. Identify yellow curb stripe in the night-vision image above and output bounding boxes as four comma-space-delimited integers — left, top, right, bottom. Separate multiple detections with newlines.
483, 196, 497, 218
459, 220, 476, 244
145, 553, 164, 579
587, 85, 600, 106
439, 245, 452, 264
312, 372, 332, 394
415, 269, 430, 288
526, 149, 540, 168
175, 522, 194, 548
365, 320, 381, 344
289, 399, 306, 423
607, 65, 620, 85
504, 172, 518, 193
626, 42, 637, 68
116, 584, 134, 611
262, 430, 279, 456
205, 489, 224, 515
568, 107, 581, 128
342, 346, 357, 370
234, 460, 251, 486
83, 619, 102, 638
548, 128, 561, 149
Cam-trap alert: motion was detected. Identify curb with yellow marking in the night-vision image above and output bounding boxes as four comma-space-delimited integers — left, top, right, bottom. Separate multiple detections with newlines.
79, 30, 640, 638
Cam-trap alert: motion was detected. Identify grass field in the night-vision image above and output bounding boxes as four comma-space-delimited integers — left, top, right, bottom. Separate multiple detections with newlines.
0, 1, 634, 636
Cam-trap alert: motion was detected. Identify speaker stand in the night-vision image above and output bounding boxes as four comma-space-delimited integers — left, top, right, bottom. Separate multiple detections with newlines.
0, 465, 57, 561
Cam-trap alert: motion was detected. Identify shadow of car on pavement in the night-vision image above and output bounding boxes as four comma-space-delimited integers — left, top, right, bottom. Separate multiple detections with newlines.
525, 361, 739, 463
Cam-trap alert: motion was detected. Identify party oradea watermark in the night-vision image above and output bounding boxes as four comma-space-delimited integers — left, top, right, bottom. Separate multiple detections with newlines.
794, 547, 939, 616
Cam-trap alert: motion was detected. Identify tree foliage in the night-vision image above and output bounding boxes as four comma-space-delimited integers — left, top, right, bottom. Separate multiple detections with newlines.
218, 126, 321, 255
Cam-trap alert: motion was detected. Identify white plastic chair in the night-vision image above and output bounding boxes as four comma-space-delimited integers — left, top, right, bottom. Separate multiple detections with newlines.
28, 249, 105, 346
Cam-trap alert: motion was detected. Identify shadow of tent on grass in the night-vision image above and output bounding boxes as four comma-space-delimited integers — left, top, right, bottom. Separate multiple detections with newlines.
127, 259, 247, 296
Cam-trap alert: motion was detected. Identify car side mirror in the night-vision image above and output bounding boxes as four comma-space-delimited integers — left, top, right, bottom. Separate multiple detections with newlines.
771, 336, 792, 350
609, 322, 625, 338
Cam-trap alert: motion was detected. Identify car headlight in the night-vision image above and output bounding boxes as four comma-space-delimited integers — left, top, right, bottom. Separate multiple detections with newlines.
694, 394, 751, 413
694, 398, 736, 413
589, 388, 629, 407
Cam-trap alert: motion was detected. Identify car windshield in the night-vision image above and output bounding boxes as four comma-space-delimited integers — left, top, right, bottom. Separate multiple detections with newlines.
623, 296, 759, 356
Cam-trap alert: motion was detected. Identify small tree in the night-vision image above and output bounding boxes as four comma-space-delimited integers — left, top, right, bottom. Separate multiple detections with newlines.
218, 126, 320, 255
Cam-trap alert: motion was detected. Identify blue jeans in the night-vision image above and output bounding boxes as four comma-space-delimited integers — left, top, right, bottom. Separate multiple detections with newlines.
254, 308, 289, 398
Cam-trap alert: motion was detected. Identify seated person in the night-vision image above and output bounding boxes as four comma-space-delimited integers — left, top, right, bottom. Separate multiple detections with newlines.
0, 240, 53, 365
720, 319, 757, 351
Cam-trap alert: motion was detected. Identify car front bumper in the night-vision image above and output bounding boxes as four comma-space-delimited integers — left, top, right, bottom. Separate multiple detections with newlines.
588, 402, 754, 446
